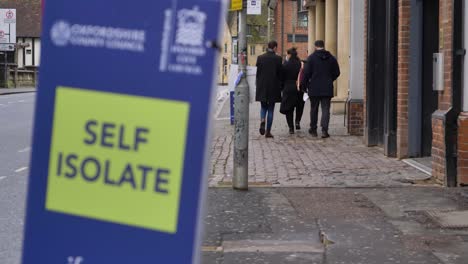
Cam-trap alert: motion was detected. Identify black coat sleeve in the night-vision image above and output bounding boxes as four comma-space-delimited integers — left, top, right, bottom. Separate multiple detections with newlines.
256, 56, 261, 79
332, 57, 341, 81
281, 62, 287, 90
277, 56, 284, 89
300, 56, 313, 92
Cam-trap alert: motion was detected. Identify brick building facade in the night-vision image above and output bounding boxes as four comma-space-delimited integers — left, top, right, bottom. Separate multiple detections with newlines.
357, 0, 467, 186
273, 0, 309, 60
254, 0, 466, 187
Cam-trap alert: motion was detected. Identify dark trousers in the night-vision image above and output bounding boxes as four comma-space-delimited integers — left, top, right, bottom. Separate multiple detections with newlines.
310, 96, 332, 132
285, 101, 305, 129
286, 111, 294, 129
296, 97, 305, 124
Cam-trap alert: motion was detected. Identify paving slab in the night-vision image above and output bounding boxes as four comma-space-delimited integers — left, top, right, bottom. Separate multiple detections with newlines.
221, 252, 322, 264
202, 188, 323, 264
202, 188, 468, 264
279, 188, 466, 264
431, 239, 468, 264
320, 217, 441, 264
361, 188, 462, 219
426, 210, 468, 229
222, 239, 323, 253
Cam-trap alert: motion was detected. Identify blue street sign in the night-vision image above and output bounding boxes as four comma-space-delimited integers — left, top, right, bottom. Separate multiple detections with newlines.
22, 0, 225, 263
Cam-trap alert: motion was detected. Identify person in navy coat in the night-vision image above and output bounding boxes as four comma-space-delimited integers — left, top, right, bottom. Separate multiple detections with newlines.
300, 40, 340, 138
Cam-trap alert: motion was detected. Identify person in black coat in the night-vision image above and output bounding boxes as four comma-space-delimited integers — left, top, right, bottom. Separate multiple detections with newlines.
256, 41, 283, 138
280, 48, 303, 134
300, 40, 340, 138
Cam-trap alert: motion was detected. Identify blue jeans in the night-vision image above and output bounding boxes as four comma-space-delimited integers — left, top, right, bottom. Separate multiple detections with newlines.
260, 102, 275, 131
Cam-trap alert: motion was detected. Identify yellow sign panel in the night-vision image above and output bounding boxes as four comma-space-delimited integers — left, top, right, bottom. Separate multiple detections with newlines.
45, 86, 190, 234
230, 0, 243, 11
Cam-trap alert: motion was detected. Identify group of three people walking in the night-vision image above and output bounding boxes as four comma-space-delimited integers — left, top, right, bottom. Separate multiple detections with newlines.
255, 40, 340, 138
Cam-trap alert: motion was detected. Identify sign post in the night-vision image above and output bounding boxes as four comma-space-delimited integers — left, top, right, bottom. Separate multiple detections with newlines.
230, 0, 243, 11
233, 2, 249, 190
0, 9, 16, 51
21, 0, 225, 263
247, 0, 262, 15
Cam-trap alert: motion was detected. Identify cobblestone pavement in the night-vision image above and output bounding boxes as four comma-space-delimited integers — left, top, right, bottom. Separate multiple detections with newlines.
209, 99, 431, 187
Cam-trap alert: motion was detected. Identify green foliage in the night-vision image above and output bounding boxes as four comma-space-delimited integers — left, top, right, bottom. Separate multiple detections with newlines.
227, 1, 269, 44
246, 1, 268, 44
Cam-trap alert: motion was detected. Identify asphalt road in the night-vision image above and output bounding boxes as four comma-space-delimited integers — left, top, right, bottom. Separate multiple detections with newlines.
0, 88, 227, 264
0, 93, 35, 264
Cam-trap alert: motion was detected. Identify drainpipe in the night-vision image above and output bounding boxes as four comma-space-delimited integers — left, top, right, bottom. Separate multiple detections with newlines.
281, 0, 284, 56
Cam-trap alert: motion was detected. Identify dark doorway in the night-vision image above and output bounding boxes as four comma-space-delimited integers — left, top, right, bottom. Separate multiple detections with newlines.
421, 0, 439, 156
366, 0, 397, 156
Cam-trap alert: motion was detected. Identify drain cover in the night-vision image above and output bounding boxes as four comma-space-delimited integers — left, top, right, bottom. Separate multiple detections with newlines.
425, 210, 468, 229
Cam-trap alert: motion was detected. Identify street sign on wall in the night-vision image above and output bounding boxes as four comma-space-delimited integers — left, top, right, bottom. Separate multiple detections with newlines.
0, 43, 14, 51
230, 0, 243, 10
0, 9, 16, 46
21, 0, 225, 263
247, 0, 262, 15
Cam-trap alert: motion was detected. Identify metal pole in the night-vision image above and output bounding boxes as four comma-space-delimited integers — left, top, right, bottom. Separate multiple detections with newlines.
4, 52, 7, 88
233, 4, 249, 190
292, 0, 296, 46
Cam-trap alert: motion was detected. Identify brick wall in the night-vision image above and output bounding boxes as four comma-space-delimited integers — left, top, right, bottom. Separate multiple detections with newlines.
274, 0, 309, 60
432, 113, 447, 183
438, 0, 454, 111
458, 113, 468, 185
396, 0, 410, 159
431, 0, 454, 184
348, 100, 364, 136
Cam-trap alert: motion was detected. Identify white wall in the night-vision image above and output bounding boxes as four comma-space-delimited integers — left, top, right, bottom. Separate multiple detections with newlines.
34, 39, 41, 66
25, 38, 33, 66
17, 40, 24, 68
464, 0, 468, 111
16, 37, 41, 68
349, 0, 365, 100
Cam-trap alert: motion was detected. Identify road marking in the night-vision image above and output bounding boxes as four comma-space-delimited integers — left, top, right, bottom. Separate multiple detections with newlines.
0, 176, 6, 181
15, 167, 28, 173
18, 100, 25, 102
18, 147, 31, 153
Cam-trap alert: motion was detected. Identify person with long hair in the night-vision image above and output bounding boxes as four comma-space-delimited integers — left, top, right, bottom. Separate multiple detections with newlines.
280, 47, 303, 134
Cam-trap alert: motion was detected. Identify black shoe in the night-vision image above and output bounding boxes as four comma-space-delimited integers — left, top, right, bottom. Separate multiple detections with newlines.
295, 123, 301, 130
259, 121, 265, 135
322, 131, 330, 138
289, 128, 295, 134
308, 128, 318, 137
265, 131, 274, 138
